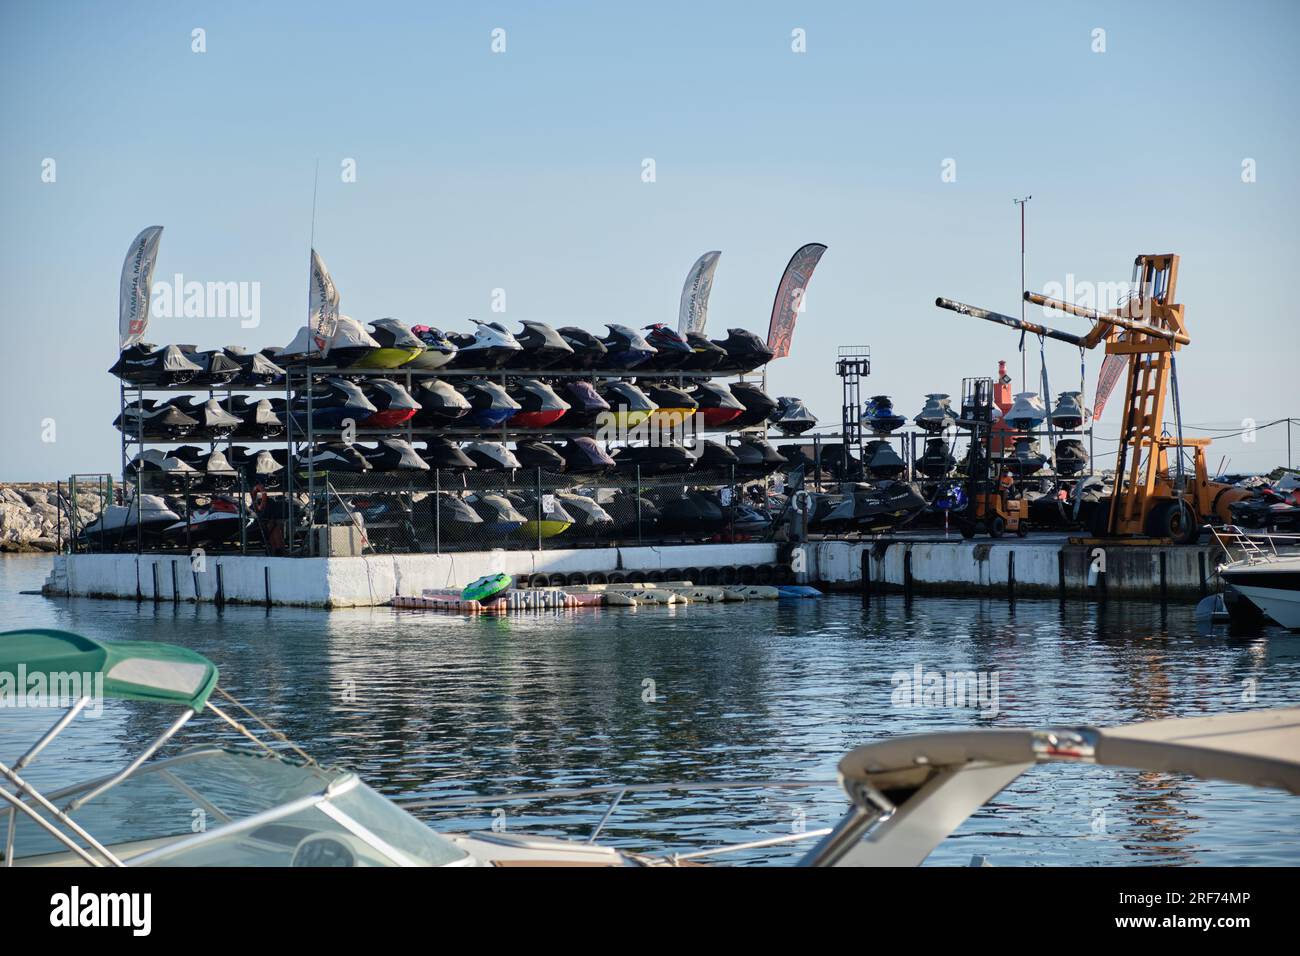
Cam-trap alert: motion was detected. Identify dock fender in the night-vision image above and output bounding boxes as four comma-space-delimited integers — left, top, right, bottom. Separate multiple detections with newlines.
719, 566, 737, 585
683, 567, 701, 585
608, 572, 627, 585
702, 567, 719, 585
589, 571, 608, 585
566, 572, 588, 586
736, 564, 755, 584
547, 573, 566, 587
529, 573, 549, 589
755, 564, 773, 584
972, 543, 993, 563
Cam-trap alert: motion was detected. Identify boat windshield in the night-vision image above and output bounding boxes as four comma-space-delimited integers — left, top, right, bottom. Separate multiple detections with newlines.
11, 747, 469, 867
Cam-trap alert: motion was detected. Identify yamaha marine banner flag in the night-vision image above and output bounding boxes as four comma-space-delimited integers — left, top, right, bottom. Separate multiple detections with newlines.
677, 250, 721, 335
766, 242, 827, 359
308, 248, 340, 356
118, 226, 164, 350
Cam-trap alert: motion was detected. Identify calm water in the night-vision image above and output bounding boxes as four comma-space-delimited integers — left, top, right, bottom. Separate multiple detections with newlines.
3, 554, 1299, 865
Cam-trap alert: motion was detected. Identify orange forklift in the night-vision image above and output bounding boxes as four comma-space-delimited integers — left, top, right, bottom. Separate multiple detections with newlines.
938, 253, 1247, 544
954, 375, 1028, 539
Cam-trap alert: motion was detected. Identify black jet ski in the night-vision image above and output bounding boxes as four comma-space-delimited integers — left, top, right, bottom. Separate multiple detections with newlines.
502, 320, 574, 370
459, 379, 522, 429
178, 346, 243, 386
446, 319, 522, 370
556, 492, 613, 532
467, 493, 528, 537
597, 380, 656, 430
1053, 438, 1089, 476
555, 380, 612, 427
862, 395, 906, 434
688, 381, 745, 429
732, 436, 786, 477
224, 345, 285, 386
162, 497, 249, 548
170, 397, 243, 439
359, 379, 420, 429
694, 439, 741, 473
728, 382, 778, 430
916, 437, 957, 478
508, 379, 571, 429
114, 399, 199, 441
289, 378, 377, 431
864, 439, 906, 479
599, 324, 656, 370
813, 481, 927, 534
641, 324, 693, 370
914, 393, 958, 433
612, 443, 695, 476
643, 383, 698, 429
295, 443, 372, 476
110, 343, 203, 387
656, 490, 727, 538
408, 326, 458, 371
412, 379, 472, 425
711, 328, 773, 374
418, 438, 477, 470
127, 449, 200, 489
732, 505, 773, 537
170, 445, 240, 490
462, 441, 522, 471
555, 327, 608, 370
513, 439, 567, 473
79, 494, 181, 548
363, 318, 426, 368
429, 492, 484, 541
1006, 436, 1048, 476
358, 438, 430, 472
229, 446, 285, 488
1051, 391, 1086, 430
557, 437, 616, 475
604, 491, 660, 537
682, 332, 729, 372
229, 396, 286, 439
773, 397, 817, 436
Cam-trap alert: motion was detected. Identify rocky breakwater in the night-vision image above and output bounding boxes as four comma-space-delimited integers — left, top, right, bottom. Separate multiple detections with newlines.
0, 482, 101, 552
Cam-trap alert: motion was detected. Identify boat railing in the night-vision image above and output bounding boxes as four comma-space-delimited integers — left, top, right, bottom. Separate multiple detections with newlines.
1210, 525, 1300, 566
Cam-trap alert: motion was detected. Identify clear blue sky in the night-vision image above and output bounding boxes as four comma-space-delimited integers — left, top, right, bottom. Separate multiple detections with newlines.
1, 0, 1296, 480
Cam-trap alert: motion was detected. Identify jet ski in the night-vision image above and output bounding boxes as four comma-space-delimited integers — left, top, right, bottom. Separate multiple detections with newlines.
446, 319, 522, 370
467, 493, 528, 537
813, 481, 927, 534
732, 436, 786, 477
861, 395, 906, 434
773, 397, 817, 436
682, 332, 729, 372
79, 494, 181, 547
555, 327, 608, 370
171, 445, 240, 489
1053, 438, 1089, 476
276, 318, 380, 368
599, 324, 656, 370
359, 379, 421, 429
605, 491, 661, 537
412, 379, 472, 426
289, 377, 377, 431
1051, 391, 1087, 430
688, 381, 745, 429
694, 439, 741, 473
557, 437, 616, 475
502, 320, 574, 370
1029, 477, 1104, 529
1229, 486, 1300, 532
555, 380, 611, 426
295, 442, 372, 476
556, 492, 613, 532
612, 443, 696, 476
462, 441, 522, 471
728, 382, 778, 431
916, 437, 957, 478
407, 326, 458, 371
170, 397, 243, 439
507, 379, 571, 429
506, 491, 575, 540
732, 504, 773, 537
641, 324, 693, 370
109, 343, 203, 387
126, 449, 200, 489
643, 383, 698, 429
597, 381, 656, 430
417, 438, 477, 470
229, 396, 286, 439
326, 316, 386, 368
162, 497, 249, 548
357, 438, 430, 472
178, 346, 242, 386
914, 393, 958, 433
459, 379, 522, 429
114, 399, 199, 441
513, 439, 567, 473
710, 328, 774, 374
1005, 392, 1047, 431
429, 492, 484, 540
229, 446, 284, 488
1005, 436, 1048, 475
350, 318, 425, 369
656, 491, 727, 538
224, 345, 285, 386
864, 439, 906, 479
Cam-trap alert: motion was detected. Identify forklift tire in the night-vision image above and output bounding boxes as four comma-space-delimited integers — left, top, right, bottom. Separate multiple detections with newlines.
1147, 499, 1199, 545
959, 520, 977, 540
1088, 498, 1114, 538
987, 515, 1006, 538
1016, 521, 1029, 538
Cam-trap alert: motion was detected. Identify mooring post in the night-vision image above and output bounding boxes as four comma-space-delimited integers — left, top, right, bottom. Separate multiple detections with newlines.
135, 559, 142, 603
216, 564, 225, 609
861, 548, 871, 607
171, 560, 179, 605
903, 548, 913, 598
1008, 550, 1016, 601
152, 562, 160, 605
264, 565, 272, 609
